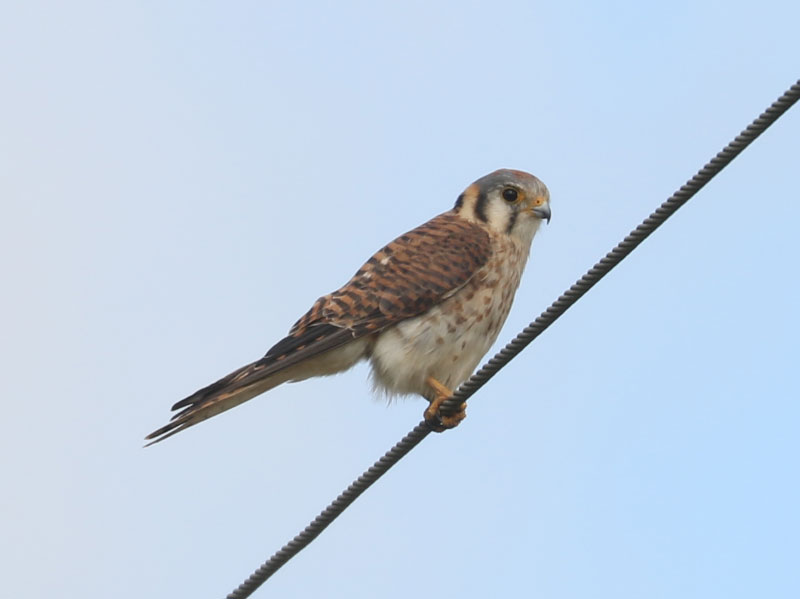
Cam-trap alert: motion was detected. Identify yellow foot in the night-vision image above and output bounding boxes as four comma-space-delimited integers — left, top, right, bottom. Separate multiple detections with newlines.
423, 376, 466, 432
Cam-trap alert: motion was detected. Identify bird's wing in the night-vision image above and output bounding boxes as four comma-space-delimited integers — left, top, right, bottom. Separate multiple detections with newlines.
291, 211, 492, 334
145, 211, 490, 445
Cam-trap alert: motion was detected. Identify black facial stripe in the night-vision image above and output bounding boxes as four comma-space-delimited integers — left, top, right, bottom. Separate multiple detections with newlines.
474, 190, 489, 222
454, 193, 464, 210
505, 207, 518, 234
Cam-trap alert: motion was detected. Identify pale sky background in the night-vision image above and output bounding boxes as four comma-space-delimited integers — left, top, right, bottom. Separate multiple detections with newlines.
2, 2, 799, 598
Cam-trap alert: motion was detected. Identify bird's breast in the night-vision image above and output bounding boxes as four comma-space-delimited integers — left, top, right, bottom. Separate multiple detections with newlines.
368, 234, 530, 399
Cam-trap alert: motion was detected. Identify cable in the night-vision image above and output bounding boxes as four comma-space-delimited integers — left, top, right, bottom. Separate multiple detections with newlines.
226, 79, 800, 599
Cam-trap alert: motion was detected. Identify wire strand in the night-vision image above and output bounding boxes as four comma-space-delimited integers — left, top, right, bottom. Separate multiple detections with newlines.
226, 79, 800, 599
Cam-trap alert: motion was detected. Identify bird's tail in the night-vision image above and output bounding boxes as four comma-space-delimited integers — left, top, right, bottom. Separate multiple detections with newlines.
144, 358, 292, 446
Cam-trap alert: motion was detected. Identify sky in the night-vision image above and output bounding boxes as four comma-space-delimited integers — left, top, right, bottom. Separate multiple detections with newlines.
2, 2, 799, 598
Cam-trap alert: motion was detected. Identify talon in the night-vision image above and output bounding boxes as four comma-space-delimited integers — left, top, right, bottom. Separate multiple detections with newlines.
423, 376, 467, 432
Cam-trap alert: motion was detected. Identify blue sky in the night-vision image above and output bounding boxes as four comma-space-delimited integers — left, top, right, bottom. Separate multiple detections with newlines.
2, 2, 799, 598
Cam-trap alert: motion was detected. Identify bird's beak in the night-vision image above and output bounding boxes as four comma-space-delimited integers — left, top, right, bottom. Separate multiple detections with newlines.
531, 200, 551, 224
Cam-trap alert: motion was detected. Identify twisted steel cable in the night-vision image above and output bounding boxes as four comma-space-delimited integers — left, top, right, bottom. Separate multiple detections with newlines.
227, 78, 800, 599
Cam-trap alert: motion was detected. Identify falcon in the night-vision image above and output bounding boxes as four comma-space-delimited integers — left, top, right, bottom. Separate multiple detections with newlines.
146, 169, 551, 445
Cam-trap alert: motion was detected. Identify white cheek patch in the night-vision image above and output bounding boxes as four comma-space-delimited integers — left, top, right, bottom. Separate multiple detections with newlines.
484, 197, 513, 233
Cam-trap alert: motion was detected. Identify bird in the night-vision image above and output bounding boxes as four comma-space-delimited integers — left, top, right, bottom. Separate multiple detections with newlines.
146, 169, 551, 445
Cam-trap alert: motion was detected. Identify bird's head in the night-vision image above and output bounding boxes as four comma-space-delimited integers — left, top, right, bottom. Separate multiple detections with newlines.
454, 169, 551, 242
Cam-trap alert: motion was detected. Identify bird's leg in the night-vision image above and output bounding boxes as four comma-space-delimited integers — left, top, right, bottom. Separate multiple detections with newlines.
423, 376, 466, 432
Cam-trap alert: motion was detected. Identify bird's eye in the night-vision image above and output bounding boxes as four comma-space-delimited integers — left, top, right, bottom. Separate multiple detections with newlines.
502, 188, 518, 202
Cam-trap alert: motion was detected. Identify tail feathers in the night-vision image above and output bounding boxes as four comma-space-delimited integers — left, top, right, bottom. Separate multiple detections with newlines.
144, 360, 289, 446
145, 323, 359, 446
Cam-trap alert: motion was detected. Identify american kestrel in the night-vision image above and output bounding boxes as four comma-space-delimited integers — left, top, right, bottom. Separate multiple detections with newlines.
146, 169, 551, 445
